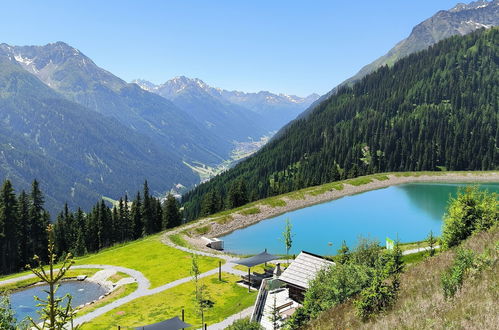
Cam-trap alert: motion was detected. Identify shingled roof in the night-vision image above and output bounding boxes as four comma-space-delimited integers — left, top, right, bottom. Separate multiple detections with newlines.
278, 251, 334, 289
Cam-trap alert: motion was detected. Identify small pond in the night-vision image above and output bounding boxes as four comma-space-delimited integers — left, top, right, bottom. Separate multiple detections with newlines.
10, 280, 107, 322
220, 183, 499, 255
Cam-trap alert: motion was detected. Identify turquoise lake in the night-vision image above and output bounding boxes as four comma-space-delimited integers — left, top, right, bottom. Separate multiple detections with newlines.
220, 183, 499, 256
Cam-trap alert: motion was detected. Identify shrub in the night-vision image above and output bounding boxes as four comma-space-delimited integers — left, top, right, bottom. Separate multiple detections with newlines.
0, 294, 16, 330
286, 263, 373, 329
351, 237, 382, 268
354, 272, 397, 320
226, 317, 263, 330
441, 186, 498, 248
441, 248, 475, 299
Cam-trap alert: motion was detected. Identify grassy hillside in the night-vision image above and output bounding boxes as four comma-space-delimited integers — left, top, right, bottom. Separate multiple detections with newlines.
306, 226, 499, 329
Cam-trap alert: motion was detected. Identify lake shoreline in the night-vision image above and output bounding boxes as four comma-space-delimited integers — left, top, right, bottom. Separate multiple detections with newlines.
184, 172, 499, 252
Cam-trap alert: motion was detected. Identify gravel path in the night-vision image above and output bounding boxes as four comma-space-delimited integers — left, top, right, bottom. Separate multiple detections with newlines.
207, 306, 254, 329
402, 245, 440, 255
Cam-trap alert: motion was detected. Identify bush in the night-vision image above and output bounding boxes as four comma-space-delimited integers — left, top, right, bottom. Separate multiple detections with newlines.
286, 263, 373, 329
441, 186, 498, 248
351, 237, 382, 267
354, 272, 397, 320
441, 248, 475, 299
0, 294, 17, 330
225, 317, 263, 330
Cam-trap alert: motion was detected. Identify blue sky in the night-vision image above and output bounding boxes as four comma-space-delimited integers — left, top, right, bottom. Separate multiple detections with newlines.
2, 0, 465, 95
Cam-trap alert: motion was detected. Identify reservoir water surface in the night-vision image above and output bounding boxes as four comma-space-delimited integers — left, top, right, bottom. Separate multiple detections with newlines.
220, 183, 499, 255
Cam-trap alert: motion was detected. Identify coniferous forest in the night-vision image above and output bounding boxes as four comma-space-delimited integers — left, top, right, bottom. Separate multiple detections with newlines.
182, 28, 499, 220
0, 179, 181, 275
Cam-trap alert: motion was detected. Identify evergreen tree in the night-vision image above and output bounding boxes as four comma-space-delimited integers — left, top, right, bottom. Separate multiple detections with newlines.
122, 195, 133, 241
142, 181, 156, 235
131, 192, 143, 240
0, 180, 19, 274
29, 180, 49, 262
73, 208, 87, 256
17, 190, 32, 268
163, 194, 181, 229
336, 240, 351, 265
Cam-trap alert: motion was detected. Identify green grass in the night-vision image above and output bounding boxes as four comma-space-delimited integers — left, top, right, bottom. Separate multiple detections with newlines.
169, 233, 191, 248
401, 251, 429, 265
345, 177, 373, 186
75, 235, 221, 288
193, 225, 211, 236
261, 198, 287, 208
77, 282, 138, 317
107, 272, 130, 284
309, 183, 344, 196
81, 273, 256, 329
239, 207, 260, 215
215, 215, 233, 224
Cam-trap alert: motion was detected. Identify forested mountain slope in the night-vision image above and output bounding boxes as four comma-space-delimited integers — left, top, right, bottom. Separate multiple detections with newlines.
302, 0, 499, 120
0, 55, 197, 214
183, 28, 499, 219
0, 42, 231, 166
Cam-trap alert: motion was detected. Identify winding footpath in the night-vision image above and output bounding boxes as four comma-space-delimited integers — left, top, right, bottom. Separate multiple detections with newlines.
0, 237, 249, 328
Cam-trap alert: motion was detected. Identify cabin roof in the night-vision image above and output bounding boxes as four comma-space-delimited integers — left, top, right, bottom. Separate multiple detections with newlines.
278, 251, 334, 289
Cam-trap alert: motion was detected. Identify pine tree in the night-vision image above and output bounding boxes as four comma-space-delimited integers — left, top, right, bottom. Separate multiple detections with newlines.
0, 180, 19, 274
131, 192, 143, 240
142, 181, 155, 235
122, 195, 133, 241
163, 194, 181, 229
17, 190, 32, 268
29, 180, 49, 262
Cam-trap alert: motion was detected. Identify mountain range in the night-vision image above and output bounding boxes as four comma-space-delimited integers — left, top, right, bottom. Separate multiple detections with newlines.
0, 53, 198, 213
0, 43, 316, 214
133, 77, 319, 135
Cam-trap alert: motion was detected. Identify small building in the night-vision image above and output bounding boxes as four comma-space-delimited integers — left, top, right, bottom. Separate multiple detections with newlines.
278, 251, 334, 303
201, 237, 224, 250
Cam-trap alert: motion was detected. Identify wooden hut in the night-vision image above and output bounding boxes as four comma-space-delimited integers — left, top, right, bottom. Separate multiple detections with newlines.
278, 251, 334, 303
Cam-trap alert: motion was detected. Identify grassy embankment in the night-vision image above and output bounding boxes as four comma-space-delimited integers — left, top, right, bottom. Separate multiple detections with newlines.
306, 226, 499, 329
81, 273, 257, 329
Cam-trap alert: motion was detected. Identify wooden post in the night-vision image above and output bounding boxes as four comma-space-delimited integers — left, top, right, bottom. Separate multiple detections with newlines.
182, 308, 185, 330
219, 261, 222, 281
248, 267, 251, 292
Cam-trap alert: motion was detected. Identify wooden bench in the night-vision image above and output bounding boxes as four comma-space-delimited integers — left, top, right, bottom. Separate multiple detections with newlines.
276, 301, 293, 312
